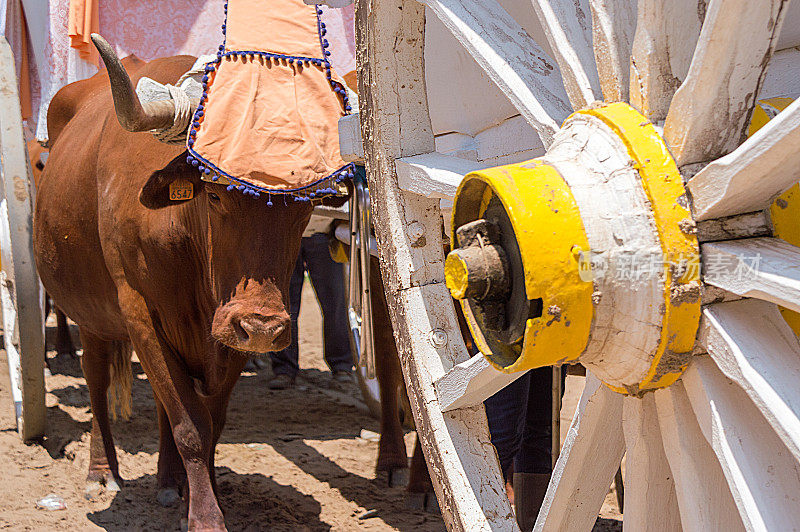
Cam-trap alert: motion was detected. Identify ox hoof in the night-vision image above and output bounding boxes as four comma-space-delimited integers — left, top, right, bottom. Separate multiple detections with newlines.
387, 468, 410, 488
405, 492, 440, 514
84, 481, 103, 500
157, 487, 181, 508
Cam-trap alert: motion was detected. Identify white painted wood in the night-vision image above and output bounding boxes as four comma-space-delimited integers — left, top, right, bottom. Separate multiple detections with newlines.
701, 238, 800, 313
654, 382, 746, 532
695, 211, 772, 243
622, 394, 681, 532
435, 355, 527, 412
589, 0, 636, 103
663, 0, 790, 166
338, 113, 364, 163
629, 0, 704, 122
534, 373, 624, 532
761, 46, 800, 101
419, 0, 571, 147
683, 356, 800, 531
776, 0, 800, 50
0, 37, 46, 441
698, 299, 800, 465
395, 152, 484, 203
545, 113, 664, 389
530, 0, 601, 110
687, 96, 800, 220
356, 1, 516, 528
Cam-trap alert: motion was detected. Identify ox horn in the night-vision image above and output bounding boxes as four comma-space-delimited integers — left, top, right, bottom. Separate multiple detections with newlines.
91, 33, 177, 132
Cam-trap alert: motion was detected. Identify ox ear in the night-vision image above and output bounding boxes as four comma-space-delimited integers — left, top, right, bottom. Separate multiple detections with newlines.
140, 151, 205, 209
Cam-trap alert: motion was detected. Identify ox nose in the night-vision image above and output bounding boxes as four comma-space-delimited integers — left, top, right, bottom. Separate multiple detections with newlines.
227, 314, 290, 353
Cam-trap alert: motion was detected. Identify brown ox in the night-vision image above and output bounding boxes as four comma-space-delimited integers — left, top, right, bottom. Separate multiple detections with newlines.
34, 50, 312, 531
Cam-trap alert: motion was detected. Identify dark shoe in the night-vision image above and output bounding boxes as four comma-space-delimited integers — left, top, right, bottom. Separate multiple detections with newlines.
268, 373, 295, 390
513, 473, 551, 532
332, 370, 353, 383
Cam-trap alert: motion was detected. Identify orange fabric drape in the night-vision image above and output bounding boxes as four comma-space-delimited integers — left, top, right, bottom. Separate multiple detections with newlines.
68, 0, 99, 64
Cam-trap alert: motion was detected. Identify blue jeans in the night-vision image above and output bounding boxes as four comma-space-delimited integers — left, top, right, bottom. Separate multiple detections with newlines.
270, 233, 354, 378
484, 366, 567, 477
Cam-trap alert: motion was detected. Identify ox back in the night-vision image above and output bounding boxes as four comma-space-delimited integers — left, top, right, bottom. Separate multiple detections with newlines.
34, 56, 312, 531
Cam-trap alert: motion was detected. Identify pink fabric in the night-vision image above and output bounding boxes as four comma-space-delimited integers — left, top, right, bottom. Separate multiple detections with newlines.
8, 0, 225, 142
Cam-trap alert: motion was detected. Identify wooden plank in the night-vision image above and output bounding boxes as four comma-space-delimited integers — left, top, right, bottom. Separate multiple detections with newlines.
531, 0, 601, 110
629, 0, 704, 121
395, 152, 484, 202
663, 0, 790, 166
683, 356, 800, 530
687, 96, 800, 220
356, 1, 516, 529
698, 299, 800, 464
589, 0, 636, 103
338, 113, 364, 163
534, 373, 625, 532
0, 37, 46, 441
654, 382, 746, 532
420, 0, 572, 147
435, 355, 527, 412
701, 238, 800, 313
622, 394, 681, 532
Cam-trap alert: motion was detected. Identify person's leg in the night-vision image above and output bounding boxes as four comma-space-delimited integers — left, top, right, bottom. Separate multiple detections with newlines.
269, 248, 305, 381
303, 233, 353, 375
513, 366, 567, 531
484, 373, 529, 482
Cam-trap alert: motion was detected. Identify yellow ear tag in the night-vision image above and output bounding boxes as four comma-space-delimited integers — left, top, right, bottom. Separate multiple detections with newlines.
169, 181, 193, 201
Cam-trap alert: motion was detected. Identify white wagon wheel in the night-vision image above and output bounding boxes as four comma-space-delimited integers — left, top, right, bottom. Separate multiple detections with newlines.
350, 0, 800, 529
0, 37, 46, 441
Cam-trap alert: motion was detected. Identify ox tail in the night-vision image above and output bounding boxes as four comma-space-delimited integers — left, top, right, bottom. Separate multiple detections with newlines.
107, 340, 133, 420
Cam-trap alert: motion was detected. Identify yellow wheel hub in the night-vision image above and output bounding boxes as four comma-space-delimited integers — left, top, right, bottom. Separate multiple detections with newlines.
447, 102, 702, 393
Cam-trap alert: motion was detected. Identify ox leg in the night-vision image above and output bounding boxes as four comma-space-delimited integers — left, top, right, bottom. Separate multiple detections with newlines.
80, 328, 123, 499
120, 301, 225, 531
371, 270, 410, 486
156, 396, 186, 508
55, 307, 77, 358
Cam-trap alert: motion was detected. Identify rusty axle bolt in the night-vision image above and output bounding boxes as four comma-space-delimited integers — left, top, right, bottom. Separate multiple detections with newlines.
445, 219, 510, 301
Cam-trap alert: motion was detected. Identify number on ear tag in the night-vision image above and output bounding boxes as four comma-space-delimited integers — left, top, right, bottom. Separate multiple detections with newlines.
169, 181, 193, 201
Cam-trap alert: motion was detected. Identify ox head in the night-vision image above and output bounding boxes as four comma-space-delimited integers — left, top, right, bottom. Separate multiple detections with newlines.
94, 35, 313, 354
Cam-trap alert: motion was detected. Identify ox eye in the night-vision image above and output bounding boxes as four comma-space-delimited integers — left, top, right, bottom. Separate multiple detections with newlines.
208, 192, 220, 202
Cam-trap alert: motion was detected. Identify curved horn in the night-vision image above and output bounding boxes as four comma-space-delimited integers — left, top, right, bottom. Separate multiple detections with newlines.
91, 33, 176, 132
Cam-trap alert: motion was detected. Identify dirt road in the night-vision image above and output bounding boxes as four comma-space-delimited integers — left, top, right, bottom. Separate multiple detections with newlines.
0, 280, 621, 530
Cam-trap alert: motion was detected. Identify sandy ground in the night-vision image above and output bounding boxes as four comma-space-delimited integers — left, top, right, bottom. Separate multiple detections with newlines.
0, 279, 622, 531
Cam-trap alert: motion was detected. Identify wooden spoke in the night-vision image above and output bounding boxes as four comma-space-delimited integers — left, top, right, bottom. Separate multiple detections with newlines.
622, 394, 681, 532
589, 0, 636, 103
663, 0, 790, 166
0, 37, 46, 440
534, 374, 625, 532
683, 357, 800, 530
687, 97, 800, 220
628, 0, 704, 121
530, 0, 601, 110
701, 238, 800, 313
654, 382, 746, 531
435, 355, 526, 412
395, 152, 484, 204
698, 299, 800, 463
337, 114, 364, 163
420, 0, 571, 147
356, 1, 515, 528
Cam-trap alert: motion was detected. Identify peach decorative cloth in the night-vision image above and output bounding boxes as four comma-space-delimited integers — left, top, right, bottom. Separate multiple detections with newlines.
187, 0, 352, 202
68, 0, 98, 64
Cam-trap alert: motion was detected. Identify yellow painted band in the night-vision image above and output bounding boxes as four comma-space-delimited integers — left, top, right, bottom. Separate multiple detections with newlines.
453, 160, 594, 373
444, 253, 470, 300
577, 103, 702, 392
751, 98, 800, 336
